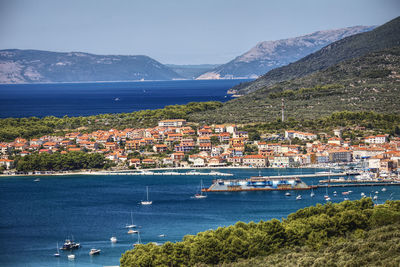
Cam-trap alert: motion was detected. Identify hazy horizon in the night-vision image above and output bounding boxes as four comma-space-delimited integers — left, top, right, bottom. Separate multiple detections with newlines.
0, 0, 399, 64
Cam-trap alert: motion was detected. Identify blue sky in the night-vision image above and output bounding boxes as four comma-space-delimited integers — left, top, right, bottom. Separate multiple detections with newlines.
0, 0, 399, 64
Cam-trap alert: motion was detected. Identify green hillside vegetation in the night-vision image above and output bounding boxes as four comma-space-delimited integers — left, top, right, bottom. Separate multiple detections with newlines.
232, 16, 400, 95
120, 198, 400, 266
12, 151, 109, 172
188, 46, 400, 124
239, 111, 400, 138
223, 222, 400, 267
0, 101, 222, 142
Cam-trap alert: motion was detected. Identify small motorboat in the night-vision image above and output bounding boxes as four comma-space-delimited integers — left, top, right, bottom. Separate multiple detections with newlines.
296, 195, 302, 200
285, 192, 291, 196
342, 191, 350, 195
110, 236, 117, 243
344, 197, 350, 201
128, 229, 139, 234
158, 234, 166, 238
89, 248, 101, 255
34, 178, 40, 182
325, 197, 331, 201
373, 195, 378, 201
382, 188, 387, 192
68, 254, 75, 260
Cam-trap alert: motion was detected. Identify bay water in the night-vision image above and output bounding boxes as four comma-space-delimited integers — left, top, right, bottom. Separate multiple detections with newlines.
0, 168, 397, 267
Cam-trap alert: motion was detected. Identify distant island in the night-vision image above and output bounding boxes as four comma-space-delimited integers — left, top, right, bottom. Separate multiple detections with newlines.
0, 49, 183, 83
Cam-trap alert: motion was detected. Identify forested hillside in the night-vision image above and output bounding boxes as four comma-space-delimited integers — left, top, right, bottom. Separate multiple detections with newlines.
120, 199, 400, 266
188, 46, 400, 123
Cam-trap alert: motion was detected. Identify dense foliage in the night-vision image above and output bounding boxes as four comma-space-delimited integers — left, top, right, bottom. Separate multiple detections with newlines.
14, 151, 107, 172
120, 199, 400, 266
239, 110, 400, 137
225, 222, 400, 267
0, 101, 222, 142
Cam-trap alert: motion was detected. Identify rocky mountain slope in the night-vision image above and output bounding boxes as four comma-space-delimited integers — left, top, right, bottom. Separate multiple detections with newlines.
231, 16, 400, 95
196, 26, 374, 80
0, 49, 182, 83
188, 46, 400, 123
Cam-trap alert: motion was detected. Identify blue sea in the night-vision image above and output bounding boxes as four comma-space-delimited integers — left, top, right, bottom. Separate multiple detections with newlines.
0, 168, 398, 267
0, 79, 250, 118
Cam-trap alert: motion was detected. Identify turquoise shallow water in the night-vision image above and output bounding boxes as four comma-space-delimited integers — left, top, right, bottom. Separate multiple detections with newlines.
0, 168, 398, 267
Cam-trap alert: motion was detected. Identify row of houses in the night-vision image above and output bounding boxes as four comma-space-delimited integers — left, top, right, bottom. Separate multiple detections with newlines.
1, 119, 399, 174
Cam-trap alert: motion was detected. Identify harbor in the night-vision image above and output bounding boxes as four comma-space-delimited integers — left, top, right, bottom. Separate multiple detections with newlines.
1, 168, 399, 267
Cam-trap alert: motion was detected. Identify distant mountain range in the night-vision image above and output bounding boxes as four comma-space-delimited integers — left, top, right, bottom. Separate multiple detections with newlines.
231, 16, 400, 95
0, 50, 183, 83
196, 26, 375, 80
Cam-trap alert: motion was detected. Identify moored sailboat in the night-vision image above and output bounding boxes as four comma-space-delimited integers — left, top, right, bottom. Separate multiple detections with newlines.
141, 186, 152, 205
194, 179, 207, 199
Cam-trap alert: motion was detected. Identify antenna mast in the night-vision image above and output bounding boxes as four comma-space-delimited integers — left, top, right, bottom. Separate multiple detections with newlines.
281, 99, 285, 122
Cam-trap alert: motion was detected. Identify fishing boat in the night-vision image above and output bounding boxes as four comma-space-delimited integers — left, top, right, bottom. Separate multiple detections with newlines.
89, 248, 101, 255
54, 242, 60, 257
110, 236, 117, 243
141, 186, 152, 205
194, 180, 207, 199
125, 212, 136, 228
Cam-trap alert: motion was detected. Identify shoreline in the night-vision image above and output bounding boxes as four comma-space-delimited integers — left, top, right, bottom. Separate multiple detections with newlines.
0, 166, 329, 178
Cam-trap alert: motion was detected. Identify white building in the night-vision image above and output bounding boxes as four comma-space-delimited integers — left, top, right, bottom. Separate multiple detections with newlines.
158, 119, 187, 127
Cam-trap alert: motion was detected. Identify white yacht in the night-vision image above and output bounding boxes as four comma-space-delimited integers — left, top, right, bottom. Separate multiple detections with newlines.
89, 248, 101, 255
110, 236, 117, 243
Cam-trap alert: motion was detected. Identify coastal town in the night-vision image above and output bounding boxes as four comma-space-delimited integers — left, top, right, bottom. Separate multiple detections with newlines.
1, 119, 399, 178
